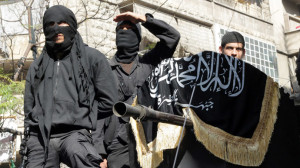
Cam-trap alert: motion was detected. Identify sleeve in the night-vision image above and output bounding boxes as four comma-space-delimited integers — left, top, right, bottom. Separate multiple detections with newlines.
91, 50, 118, 155
24, 64, 35, 129
91, 118, 107, 156
93, 53, 118, 115
141, 13, 181, 65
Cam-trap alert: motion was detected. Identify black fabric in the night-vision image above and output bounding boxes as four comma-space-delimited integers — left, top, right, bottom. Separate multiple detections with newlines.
92, 13, 180, 167
258, 88, 300, 168
221, 31, 245, 48
115, 20, 141, 63
26, 129, 102, 168
134, 51, 300, 168
116, 20, 141, 41
34, 5, 79, 159
106, 139, 130, 168
296, 49, 300, 85
24, 36, 117, 157
138, 51, 263, 141
37, 5, 91, 133
175, 89, 300, 168
24, 5, 118, 165
43, 5, 77, 54
34, 9, 92, 159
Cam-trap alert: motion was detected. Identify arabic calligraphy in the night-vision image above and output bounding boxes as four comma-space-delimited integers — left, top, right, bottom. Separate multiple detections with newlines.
147, 51, 245, 111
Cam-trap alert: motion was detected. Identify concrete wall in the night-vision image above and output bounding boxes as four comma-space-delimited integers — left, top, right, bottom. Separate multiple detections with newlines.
269, 0, 300, 93
213, 1, 273, 42
269, 0, 291, 90
1, 0, 275, 59
1, 0, 287, 87
1, 0, 287, 89
132, 0, 215, 55
286, 29, 300, 54
215, 0, 271, 22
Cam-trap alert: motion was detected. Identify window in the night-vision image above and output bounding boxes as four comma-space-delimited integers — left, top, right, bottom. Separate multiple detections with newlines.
219, 29, 278, 82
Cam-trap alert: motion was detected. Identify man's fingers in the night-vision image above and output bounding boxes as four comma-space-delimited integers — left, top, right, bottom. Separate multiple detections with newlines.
113, 11, 140, 23
100, 159, 108, 168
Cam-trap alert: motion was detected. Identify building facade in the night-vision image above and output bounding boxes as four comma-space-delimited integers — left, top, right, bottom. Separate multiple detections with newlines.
269, 0, 300, 105
0, 0, 299, 97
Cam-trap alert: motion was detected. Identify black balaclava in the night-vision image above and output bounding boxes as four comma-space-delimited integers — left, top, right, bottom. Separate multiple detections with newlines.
221, 31, 245, 48
43, 5, 77, 55
115, 20, 141, 63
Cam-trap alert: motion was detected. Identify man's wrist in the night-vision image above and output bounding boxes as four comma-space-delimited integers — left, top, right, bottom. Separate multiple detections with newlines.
142, 13, 154, 25
139, 14, 147, 23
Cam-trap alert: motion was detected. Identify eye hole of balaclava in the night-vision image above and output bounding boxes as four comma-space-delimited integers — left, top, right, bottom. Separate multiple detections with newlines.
43, 5, 77, 54
44, 21, 70, 41
116, 20, 141, 49
115, 20, 141, 63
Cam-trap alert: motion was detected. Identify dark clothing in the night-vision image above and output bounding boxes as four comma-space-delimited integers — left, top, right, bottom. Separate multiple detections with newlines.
132, 51, 300, 168
107, 138, 130, 168
112, 13, 180, 105
24, 6, 118, 165
24, 40, 117, 166
174, 88, 300, 168
296, 50, 300, 85
92, 14, 180, 167
24, 36, 117, 133
24, 5, 117, 167
27, 129, 100, 168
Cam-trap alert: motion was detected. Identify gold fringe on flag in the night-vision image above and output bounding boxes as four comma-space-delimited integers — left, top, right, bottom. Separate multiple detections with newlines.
130, 118, 184, 168
130, 98, 184, 168
130, 77, 279, 167
187, 76, 279, 166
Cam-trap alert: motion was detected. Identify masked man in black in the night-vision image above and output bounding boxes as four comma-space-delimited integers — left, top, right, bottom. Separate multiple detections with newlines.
23, 5, 117, 167
92, 11, 180, 168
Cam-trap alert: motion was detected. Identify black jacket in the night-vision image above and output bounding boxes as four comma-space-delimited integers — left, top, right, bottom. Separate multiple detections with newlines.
92, 14, 180, 156
24, 45, 118, 135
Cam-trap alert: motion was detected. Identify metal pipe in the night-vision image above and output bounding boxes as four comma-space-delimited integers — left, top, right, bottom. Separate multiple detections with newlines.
113, 102, 193, 127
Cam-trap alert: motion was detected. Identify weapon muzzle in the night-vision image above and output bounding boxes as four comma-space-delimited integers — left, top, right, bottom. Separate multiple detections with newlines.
113, 102, 146, 120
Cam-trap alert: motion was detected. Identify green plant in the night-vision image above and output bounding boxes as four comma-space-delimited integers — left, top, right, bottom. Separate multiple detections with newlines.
145, 42, 156, 50
0, 68, 24, 167
0, 68, 25, 117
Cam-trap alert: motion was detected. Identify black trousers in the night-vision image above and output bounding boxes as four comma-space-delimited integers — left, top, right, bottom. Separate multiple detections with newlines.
106, 138, 130, 168
27, 129, 101, 168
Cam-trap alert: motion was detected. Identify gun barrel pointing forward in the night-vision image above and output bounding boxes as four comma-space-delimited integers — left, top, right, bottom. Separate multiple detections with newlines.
113, 102, 193, 127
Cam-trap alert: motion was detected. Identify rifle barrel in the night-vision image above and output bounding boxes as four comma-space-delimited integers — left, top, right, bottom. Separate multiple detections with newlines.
113, 102, 193, 127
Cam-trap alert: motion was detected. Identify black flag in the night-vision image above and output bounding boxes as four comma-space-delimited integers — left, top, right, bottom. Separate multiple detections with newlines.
129, 51, 300, 168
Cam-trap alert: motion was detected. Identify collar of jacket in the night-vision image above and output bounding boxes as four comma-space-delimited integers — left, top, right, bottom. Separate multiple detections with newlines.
110, 54, 141, 68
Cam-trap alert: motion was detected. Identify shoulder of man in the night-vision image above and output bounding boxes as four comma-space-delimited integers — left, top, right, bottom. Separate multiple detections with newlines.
26, 61, 37, 79
84, 46, 106, 60
108, 55, 118, 67
27, 54, 43, 76
83, 46, 113, 69
30, 59, 39, 70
